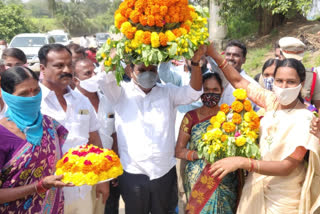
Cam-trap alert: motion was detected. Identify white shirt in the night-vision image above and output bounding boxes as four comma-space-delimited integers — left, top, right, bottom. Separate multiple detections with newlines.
40, 83, 100, 203
75, 88, 115, 149
98, 72, 202, 180
218, 70, 258, 109
80, 37, 90, 48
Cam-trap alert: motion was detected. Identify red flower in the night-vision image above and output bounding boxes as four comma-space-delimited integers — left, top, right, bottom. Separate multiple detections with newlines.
63, 157, 69, 163
84, 160, 92, 165
105, 155, 113, 161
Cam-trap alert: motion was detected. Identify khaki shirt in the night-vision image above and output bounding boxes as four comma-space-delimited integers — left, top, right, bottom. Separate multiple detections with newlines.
303, 67, 320, 102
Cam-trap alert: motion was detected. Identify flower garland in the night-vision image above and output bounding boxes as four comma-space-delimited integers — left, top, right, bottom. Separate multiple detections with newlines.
55, 144, 123, 186
197, 89, 261, 163
97, 0, 209, 83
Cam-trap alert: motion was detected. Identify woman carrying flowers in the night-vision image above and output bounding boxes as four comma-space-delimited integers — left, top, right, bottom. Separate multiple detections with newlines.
206, 43, 320, 214
0, 67, 73, 213
175, 72, 240, 213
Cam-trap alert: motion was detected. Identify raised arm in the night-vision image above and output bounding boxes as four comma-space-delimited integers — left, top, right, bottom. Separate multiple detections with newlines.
206, 43, 250, 90
190, 45, 207, 91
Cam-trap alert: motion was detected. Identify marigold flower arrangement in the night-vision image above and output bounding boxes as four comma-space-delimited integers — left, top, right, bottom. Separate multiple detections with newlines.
197, 89, 261, 163
96, 0, 209, 83
56, 144, 123, 186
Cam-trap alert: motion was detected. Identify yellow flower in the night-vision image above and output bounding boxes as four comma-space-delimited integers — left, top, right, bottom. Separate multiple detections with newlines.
213, 121, 221, 129
104, 57, 112, 67
101, 52, 107, 59
151, 32, 160, 48
216, 111, 226, 123
221, 135, 228, 142
165, 30, 176, 42
206, 125, 214, 131
222, 122, 236, 133
209, 116, 216, 125
212, 128, 223, 138
231, 101, 244, 113
244, 112, 251, 123
107, 38, 111, 45
247, 131, 258, 140
235, 136, 246, 147
233, 89, 247, 100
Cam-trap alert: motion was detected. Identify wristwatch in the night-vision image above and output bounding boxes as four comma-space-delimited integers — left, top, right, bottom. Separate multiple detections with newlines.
191, 61, 200, 66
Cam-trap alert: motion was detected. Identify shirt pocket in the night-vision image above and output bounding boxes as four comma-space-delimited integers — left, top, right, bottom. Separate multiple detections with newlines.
70, 114, 91, 136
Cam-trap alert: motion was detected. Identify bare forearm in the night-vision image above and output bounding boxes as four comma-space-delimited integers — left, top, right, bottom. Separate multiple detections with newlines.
89, 131, 104, 148
175, 147, 198, 160
239, 157, 301, 176
190, 65, 202, 91
111, 132, 118, 155
0, 183, 36, 204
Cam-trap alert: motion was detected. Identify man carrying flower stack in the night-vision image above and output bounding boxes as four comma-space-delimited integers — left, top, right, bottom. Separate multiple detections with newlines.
96, 0, 210, 213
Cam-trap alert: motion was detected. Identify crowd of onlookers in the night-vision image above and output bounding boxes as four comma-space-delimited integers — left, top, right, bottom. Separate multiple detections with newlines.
0, 35, 320, 214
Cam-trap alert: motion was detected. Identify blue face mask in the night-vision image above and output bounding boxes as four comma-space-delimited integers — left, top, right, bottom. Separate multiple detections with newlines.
1, 89, 43, 146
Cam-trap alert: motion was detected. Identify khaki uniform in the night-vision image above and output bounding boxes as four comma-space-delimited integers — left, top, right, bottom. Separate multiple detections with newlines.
302, 68, 320, 102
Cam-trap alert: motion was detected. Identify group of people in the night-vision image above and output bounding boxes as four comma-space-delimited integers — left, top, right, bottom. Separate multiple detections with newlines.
0, 33, 320, 214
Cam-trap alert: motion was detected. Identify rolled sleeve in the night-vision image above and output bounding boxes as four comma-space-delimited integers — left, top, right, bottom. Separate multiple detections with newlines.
169, 83, 203, 107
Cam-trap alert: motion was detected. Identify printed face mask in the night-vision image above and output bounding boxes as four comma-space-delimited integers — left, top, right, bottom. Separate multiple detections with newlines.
263, 77, 274, 91
273, 84, 302, 106
134, 71, 158, 89
201, 93, 221, 107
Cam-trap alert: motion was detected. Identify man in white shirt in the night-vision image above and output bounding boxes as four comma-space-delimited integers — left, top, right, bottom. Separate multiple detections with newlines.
210, 40, 258, 109
97, 47, 205, 213
73, 58, 119, 214
80, 35, 90, 49
38, 44, 109, 214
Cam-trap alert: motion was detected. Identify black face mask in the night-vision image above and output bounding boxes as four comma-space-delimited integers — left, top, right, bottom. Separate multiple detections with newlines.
201, 93, 221, 107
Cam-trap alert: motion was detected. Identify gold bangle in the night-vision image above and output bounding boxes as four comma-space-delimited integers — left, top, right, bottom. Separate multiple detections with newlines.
218, 59, 228, 69
221, 61, 229, 70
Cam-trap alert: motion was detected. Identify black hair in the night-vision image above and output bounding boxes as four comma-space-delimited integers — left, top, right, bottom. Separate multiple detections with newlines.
274, 58, 306, 102
38, 44, 72, 66
202, 72, 223, 89
262, 58, 278, 74
1, 66, 39, 94
2, 48, 27, 64
226, 40, 247, 58
67, 43, 86, 58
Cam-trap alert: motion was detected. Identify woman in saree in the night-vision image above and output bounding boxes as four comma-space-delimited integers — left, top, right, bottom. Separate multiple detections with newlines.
175, 72, 239, 213
206, 43, 320, 214
0, 66, 73, 213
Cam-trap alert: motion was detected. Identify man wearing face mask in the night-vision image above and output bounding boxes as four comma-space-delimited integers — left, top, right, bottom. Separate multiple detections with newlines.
97, 46, 206, 213
73, 58, 120, 214
0, 40, 7, 59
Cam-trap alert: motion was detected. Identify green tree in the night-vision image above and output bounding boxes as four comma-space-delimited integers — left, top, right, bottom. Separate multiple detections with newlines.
213, 0, 312, 35
48, 0, 56, 17
0, 2, 38, 42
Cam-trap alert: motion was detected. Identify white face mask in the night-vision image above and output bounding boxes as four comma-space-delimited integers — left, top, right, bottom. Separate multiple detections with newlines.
0, 45, 6, 51
273, 84, 302, 106
77, 75, 99, 93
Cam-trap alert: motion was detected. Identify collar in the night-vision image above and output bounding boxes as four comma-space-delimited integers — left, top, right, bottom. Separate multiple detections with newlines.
40, 83, 75, 100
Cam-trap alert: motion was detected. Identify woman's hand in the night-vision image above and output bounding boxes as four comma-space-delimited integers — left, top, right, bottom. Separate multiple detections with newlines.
310, 117, 320, 139
208, 157, 244, 180
192, 45, 207, 63
42, 175, 74, 189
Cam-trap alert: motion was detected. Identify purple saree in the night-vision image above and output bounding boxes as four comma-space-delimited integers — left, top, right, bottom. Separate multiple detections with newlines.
0, 115, 68, 214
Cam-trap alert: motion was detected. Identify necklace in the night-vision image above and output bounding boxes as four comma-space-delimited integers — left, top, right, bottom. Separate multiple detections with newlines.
272, 100, 300, 118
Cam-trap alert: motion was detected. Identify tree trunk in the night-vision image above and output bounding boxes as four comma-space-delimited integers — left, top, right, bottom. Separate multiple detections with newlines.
258, 7, 285, 35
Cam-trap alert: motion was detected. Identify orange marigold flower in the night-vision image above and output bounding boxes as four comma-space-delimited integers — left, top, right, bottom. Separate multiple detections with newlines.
165, 15, 171, 23
222, 122, 236, 133
142, 31, 152, 45
159, 32, 168, 46
125, 8, 133, 18
220, 103, 230, 114
155, 15, 164, 27
139, 15, 148, 26
168, 6, 176, 16
115, 13, 128, 29
249, 121, 260, 130
160, 6, 168, 16
221, 135, 228, 142
231, 101, 244, 113
147, 15, 155, 26
243, 100, 252, 112
130, 10, 140, 23
172, 28, 182, 37
171, 14, 180, 23
232, 113, 242, 125
181, 24, 190, 32
151, 5, 160, 15
134, 0, 145, 13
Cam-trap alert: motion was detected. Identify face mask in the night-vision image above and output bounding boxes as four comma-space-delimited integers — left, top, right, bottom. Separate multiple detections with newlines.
77, 75, 99, 92
1, 89, 43, 146
0, 45, 6, 51
273, 84, 302, 106
134, 71, 158, 89
263, 77, 274, 91
201, 93, 221, 107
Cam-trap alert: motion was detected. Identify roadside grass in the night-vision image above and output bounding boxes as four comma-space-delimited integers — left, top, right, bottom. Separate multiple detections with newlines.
243, 44, 272, 77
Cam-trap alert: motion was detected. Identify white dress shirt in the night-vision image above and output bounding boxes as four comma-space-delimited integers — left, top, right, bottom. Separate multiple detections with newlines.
98, 71, 202, 180
75, 88, 115, 149
40, 83, 100, 204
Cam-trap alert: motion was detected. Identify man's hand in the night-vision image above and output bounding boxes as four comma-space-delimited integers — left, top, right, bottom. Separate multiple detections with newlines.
310, 117, 320, 139
192, 45, 207, 62
96, 182, 110, 204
